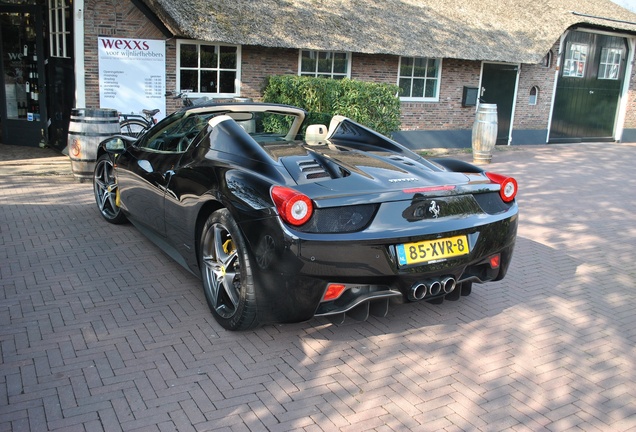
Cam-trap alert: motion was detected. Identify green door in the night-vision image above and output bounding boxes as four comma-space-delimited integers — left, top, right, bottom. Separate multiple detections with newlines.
550, 31, 627, 142
480, 63, 519, 145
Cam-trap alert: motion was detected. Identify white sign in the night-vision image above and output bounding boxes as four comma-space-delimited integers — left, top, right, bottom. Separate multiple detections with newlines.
98, 37, 166, 120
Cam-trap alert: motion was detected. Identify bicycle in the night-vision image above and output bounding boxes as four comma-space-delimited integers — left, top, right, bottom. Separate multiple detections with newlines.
119, 108, 160, 138
166, 91, 209, 107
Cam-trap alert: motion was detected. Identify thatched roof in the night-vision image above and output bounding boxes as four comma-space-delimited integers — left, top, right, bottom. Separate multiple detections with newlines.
140, 0, 636, 63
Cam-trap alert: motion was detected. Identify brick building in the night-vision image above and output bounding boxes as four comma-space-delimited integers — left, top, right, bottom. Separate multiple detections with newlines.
1, 0, 636, 150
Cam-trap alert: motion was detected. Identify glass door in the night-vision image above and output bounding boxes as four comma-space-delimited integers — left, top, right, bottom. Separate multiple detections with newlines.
1, 6, 46, 147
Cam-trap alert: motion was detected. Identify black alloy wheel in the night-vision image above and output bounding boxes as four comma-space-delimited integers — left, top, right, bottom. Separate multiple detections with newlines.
199, 209, 259, 331
93, 154, 127, 224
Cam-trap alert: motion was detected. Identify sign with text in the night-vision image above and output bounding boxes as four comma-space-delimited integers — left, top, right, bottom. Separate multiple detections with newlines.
98, 37, 166, 120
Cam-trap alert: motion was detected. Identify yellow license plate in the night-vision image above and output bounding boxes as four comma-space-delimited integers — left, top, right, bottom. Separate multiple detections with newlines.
396, 235, 469, 266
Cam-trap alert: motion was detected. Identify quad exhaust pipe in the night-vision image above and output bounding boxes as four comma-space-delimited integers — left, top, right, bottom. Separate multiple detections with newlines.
408, 283, 427, 301
321, 279, 464, 326
441, 276, 456, 294
408, 277, 456, 301
429, 280, 442, 296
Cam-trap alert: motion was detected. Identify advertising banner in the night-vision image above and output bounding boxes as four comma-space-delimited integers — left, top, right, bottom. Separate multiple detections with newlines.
98, 37, 166, 120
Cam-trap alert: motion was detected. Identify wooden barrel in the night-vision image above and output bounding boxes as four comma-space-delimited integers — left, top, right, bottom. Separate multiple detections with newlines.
471, 103, 498, 164
67, 108, 119, 181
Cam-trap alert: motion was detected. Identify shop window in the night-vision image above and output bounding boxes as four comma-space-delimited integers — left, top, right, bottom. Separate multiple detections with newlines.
299, 50, 350, 79
562, 42, 588, 78
598, 47, 622, 80
398, 57, 441, 101
48, 0, 71, 58
177, 41, 240, 96
529, 86, 539, 105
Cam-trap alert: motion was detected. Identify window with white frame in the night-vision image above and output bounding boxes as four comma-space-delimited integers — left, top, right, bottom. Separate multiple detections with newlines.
598, 47, 622, 80
48, 0, 71, 58
398, 57, 441, 101
299, 50, 350, 79
177, 41, 240, 95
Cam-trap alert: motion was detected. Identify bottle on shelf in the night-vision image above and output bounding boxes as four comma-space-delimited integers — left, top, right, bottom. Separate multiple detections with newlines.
32, 83, 38, 102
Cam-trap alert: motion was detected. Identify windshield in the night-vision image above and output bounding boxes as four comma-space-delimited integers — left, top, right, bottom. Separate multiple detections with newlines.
136, 105, 307, 151
136, 111, 215, 152
247, 111, 305, 142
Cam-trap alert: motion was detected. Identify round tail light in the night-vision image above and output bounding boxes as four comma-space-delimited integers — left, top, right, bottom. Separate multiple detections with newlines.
485, 172, 518, 203
270, 186, 314, 226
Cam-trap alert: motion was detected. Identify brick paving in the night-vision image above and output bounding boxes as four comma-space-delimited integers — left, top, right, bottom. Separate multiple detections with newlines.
1, 143, 636, 431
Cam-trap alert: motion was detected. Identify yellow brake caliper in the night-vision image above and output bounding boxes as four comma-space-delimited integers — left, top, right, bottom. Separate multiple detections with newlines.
221, 239, 235, 276
223, 239, 234, 255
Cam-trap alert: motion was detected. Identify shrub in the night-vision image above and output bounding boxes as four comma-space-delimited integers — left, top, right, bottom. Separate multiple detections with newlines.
262, 75, 401, 136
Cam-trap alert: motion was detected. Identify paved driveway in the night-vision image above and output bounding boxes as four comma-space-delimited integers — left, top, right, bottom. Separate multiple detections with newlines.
1, 143, 636, 431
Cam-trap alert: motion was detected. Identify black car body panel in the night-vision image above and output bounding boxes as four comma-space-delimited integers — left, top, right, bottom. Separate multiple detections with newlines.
96, 103, 518, 328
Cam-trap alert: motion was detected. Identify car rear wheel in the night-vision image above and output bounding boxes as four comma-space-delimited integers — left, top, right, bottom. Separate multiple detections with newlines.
199, 209, 259, 331
93, 154, 127, 224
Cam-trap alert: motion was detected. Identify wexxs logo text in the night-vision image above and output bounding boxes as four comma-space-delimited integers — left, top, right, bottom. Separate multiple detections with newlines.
100, 38, 150, 51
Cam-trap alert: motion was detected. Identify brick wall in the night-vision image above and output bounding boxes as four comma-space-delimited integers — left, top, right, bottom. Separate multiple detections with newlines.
235, 49, 482, 131
351, 53, 398, 83
625, 58, 636, 130
513, 43, 558, 131
241, 46, 298, 101
400, 59, 482, 131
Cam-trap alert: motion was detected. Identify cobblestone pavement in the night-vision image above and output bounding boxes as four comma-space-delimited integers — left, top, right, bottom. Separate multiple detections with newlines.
1, 143, 636, 431
0, 144, 71, 177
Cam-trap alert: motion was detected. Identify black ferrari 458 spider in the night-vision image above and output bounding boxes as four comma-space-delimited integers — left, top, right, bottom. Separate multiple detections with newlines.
93, 102, 518, 330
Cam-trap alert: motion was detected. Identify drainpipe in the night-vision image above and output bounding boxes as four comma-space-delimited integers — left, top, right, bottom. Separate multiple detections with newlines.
73, 0, 86, 108
546, 31, 567, 143
614, 37, 634, 142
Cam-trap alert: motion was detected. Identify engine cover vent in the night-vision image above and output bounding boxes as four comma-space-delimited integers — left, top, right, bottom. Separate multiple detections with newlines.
298, 159, 330, 180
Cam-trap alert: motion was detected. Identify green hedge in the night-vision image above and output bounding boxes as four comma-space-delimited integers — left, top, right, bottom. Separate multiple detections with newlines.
262, 75, 401, 136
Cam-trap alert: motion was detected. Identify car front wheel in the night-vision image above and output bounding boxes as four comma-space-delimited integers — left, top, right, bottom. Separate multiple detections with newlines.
199, 209, 259, 331
93, 154, 127, 224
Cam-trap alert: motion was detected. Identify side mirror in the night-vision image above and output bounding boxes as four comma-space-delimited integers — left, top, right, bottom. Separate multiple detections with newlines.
102, 137, 127, 154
